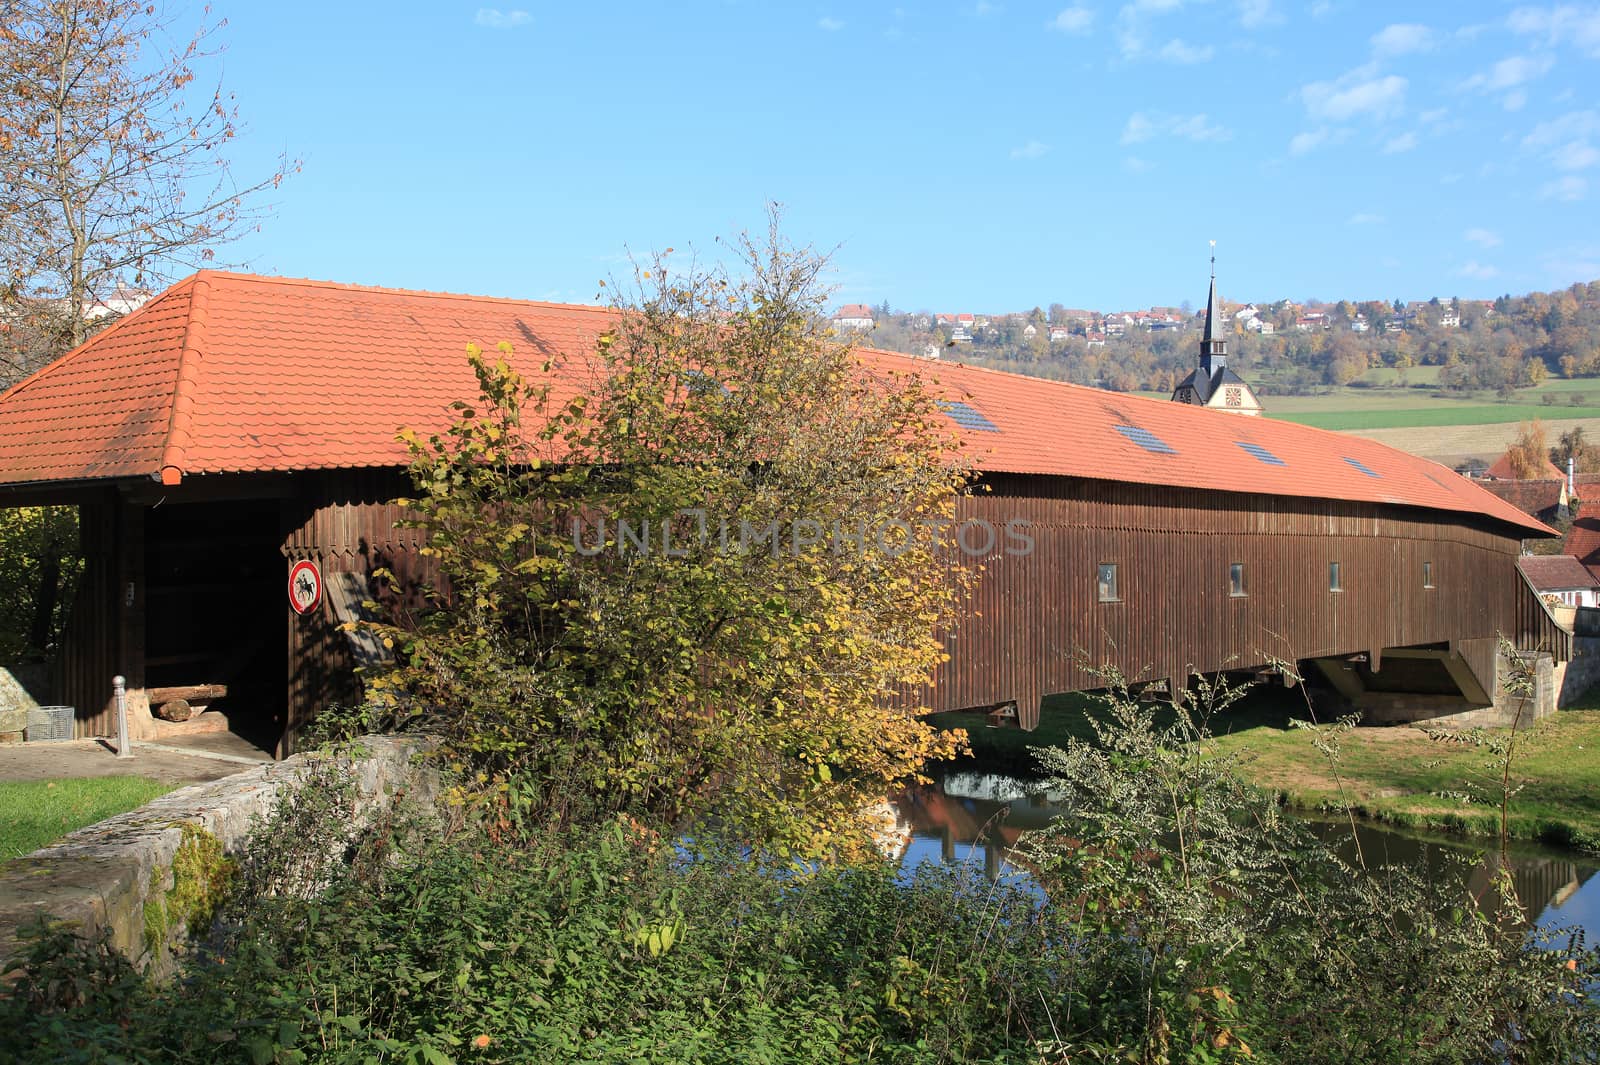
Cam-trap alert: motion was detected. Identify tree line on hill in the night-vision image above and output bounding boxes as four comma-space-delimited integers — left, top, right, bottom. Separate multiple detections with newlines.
860, 282, 1600, 397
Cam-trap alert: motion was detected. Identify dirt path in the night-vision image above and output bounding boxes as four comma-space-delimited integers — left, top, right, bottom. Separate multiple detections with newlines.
0, 739, 262, 786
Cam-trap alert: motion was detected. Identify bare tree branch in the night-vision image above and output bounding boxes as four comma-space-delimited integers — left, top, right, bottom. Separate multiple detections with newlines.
0, 0, 297, 384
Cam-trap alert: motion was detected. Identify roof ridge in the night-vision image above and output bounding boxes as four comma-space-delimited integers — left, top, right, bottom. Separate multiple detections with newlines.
0, 277, 199, 403
158, 275, 212, 485
189, 269, 621, 315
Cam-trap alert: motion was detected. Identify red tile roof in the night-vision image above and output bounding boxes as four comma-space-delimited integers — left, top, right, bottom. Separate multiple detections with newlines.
1517, 554, 1600, 592
1486, 451, 1565, 480
0, 271, 1554, 538
1564, 503, 1600, 571
1476, 478, 1565, 518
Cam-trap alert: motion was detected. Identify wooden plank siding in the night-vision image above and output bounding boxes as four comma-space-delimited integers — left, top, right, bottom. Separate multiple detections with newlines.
39, 466, 1543, 749
51, 493, 130, 738
1515, 576, 1574, 664
924, 474, 1530, 728
280, 468, 435, 754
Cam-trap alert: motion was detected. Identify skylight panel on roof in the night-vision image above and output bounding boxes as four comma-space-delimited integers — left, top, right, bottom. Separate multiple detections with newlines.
1342, 456, 1380, 478
938, 400, 1000, 432
1114, 425, 1176, 455
1236, 441, 1286, 467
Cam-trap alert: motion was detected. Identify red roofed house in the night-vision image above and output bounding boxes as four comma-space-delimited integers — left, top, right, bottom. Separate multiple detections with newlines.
831, 304, 875, 331
1518, 555, 1600, 608
0, 271, 1573, 753
1564, 502, 1600, 581
1476, 478, 1568, 523
1484, 451, 1566, 482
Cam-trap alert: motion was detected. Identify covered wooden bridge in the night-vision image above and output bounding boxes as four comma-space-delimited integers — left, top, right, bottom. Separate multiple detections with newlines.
0, 272, 1561, 753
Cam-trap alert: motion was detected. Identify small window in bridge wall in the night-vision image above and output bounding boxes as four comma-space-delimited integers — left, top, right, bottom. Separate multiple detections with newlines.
1097, 563, 1120, 603
1329, 562, 1342, 592
1423, 561, 1434, 588
1229, 563, 1247, 598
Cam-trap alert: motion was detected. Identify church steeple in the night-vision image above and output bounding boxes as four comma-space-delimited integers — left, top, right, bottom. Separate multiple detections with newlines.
1200, 243, 1226, 378
1169, 242, 1263, 416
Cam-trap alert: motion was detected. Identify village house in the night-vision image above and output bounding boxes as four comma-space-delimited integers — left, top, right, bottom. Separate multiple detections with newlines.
1519, 555, 1600, 609
831, 304, 876, 331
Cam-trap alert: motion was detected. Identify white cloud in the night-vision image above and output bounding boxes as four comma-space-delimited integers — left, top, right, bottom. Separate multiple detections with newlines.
1555, 141, 1600, 170
1509, 4, 1600, 58
1120, 111, 1231, 144
1124, 156, 1152, 172
1461, 54, 1555, 92
818, 16, 845, 31
1458, 260, 1500, 280
474, 8, 530, 28
1382, 131, 1418, 153
1289, 129, 1328, 155
1010, 140, 1050, 159
1542, 175, 1589, 200
1465, 228, 1503, 248
1050, 6, 1095, 32
1347, 212, 1385, 225
1504, 89, 1529, 111
972, 1, 999, 13
1113, 0, 1187, 58
1523, 110, 1600, 147
1419, 107, 1449, 124
1523, 111, 1600, 175
1158, 38, 1214, 63
1237, 0, 1281, 28
1302, 67, 1407, 122
1370, 23, 1433, 57
1543, 248, 1600, 282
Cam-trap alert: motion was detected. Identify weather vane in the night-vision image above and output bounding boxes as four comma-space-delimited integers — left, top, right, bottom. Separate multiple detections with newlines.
1209, 239, 1216, 277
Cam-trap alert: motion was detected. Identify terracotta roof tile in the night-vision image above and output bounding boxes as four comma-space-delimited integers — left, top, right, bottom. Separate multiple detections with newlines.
1565, 503, 1600, 571
1486, 451, 1565, 480
1475, 478, 1565, 518
0, 271, 1554, 539
1517, 554, 1600, 592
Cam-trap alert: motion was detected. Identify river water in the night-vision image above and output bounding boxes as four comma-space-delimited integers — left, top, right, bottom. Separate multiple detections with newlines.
889, 766, 1598, 940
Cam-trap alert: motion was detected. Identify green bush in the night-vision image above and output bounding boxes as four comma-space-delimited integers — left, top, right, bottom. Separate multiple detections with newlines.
6, 802, 1597, 1064
0, 505, 81, 663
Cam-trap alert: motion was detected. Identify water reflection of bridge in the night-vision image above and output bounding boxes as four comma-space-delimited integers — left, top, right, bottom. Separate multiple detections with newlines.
890, 772, 1598, 933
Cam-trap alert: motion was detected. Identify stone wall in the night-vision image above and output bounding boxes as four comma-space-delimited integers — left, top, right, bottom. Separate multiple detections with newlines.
0, 735, 438, 980
1313, 647, 1560, 730
1554, 636, 1600, 708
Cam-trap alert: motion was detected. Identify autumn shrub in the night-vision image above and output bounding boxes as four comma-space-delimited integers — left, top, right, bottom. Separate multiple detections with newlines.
369, 224, 971, 859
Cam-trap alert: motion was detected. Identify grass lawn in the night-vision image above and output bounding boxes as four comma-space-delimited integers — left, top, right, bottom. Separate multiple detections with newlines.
1204, 707, 1600, 853
932, 687, 1600, 853
0, 777, 173, 861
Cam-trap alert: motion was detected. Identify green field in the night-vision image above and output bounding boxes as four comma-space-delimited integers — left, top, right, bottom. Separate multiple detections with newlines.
0, 776, 173, 860
1273, 403, 1600, 431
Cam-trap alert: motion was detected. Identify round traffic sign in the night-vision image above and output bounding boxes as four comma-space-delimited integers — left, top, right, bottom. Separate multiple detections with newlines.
288, 559, 323, 615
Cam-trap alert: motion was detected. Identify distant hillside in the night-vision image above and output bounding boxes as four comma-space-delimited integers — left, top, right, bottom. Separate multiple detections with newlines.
838, 282, 1600, 398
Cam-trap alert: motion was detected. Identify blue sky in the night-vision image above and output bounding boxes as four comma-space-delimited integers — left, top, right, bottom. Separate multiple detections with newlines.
200, 2, 1599, 312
